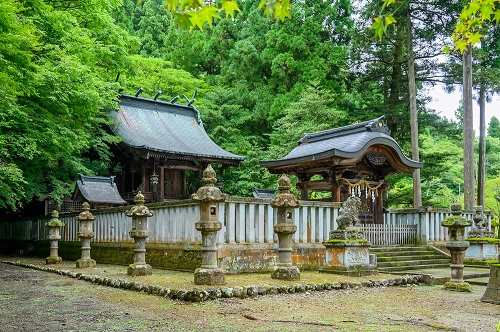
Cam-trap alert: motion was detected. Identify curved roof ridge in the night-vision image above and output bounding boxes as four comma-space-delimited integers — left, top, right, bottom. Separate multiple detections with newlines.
109, 94, 244, 164
299, 116, 389, 144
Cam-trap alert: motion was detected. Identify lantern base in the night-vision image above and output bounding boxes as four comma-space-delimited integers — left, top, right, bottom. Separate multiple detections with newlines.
271, 265, 300, 280
443, 281, 472, 292
76, 258, 96, 268
194, 267, 226, 285
46, 256, 62, 265
127, 264, 152, 276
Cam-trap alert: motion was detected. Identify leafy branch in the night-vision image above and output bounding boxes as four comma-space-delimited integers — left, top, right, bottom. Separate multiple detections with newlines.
165, 0, 291, 30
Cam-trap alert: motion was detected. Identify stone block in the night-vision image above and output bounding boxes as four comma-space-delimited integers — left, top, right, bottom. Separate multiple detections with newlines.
46, 256, 62, 265
194, 267, 226, 285
127, 264, 152, 276
466, 241, 499, 261
76, 258, 96, 268
271, 265, 300, 280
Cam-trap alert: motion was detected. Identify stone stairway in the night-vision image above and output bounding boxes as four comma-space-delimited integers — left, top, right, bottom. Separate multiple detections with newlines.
370, 246, 451, 273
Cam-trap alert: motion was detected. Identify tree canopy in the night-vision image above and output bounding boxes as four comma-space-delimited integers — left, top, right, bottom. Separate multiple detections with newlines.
1, 0, 500, 214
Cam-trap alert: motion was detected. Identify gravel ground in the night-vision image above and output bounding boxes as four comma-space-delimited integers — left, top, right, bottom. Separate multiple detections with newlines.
0, 262, 498, 332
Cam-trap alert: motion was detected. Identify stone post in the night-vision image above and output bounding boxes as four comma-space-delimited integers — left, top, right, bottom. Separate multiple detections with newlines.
270, 175, 300, 280
441, 203, 472, 292
45, 210, 65, 264
75, 202, 96, 268
126, 191, 154, 276
192, 164, 226, 285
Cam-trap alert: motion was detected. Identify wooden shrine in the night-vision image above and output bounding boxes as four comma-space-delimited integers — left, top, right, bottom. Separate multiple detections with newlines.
260, 117, 423, 223
109, 94, 244, 203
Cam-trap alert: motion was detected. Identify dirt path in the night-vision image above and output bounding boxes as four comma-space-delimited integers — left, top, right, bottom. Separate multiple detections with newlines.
0, 263, 498, 331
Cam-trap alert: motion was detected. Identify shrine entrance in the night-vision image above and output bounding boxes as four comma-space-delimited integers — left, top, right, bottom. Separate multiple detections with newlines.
261, 117, 423, 223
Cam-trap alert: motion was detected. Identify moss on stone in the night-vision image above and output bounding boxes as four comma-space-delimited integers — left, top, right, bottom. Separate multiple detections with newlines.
326, 239, 368, 244
465, 237, 500, 244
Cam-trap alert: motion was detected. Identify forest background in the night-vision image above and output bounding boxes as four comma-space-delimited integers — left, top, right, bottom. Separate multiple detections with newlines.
1, 0, 499, 224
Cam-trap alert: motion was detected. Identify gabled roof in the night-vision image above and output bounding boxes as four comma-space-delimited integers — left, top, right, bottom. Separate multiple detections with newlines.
260, 116, 423, 173
73, 174, 126, 205
109, 94, 244, 165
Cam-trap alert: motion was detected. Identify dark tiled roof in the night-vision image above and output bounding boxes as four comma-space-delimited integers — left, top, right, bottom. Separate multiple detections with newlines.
252, 188, 276, 199
74, 174, 126, 205
109, 94, 244, 164
260, 116, 422, 169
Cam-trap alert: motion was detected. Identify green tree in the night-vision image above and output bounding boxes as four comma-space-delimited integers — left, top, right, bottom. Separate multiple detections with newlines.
0, 0, 133, 210
489, 116, 500, 138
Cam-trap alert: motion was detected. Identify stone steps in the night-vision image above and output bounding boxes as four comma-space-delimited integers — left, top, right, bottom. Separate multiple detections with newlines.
370, 246, 450, 273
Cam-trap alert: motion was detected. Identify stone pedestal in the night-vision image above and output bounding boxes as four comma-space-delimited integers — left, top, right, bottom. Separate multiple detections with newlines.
441, 203, 472, 292
45, 210, 65, 264
465, 240, 499, 261
465, 206, 499, 261
320, 197, 376, 276
481, 265, 500, 305
75, 202, 96, 268
126, 192, 154, 276
270, 175, 301, 280
192, 165, 226, 285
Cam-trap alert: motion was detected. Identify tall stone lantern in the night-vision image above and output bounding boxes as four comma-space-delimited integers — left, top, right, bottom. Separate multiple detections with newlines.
45, 210, 65, 264
126, 191, 154, 276
270, 175, 301, 280
75, 202, 96, 268
441, 203, 473, 292
192, 164, 226, 285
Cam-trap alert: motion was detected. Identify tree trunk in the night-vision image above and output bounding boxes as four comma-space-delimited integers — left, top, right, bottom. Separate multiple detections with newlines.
463, 46, 475, 210
477, 83, 486, 207
406, 10, 421, 208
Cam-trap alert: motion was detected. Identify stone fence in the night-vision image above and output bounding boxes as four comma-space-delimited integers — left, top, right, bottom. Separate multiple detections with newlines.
0, 198, 492, 273
0, 198, 492, 246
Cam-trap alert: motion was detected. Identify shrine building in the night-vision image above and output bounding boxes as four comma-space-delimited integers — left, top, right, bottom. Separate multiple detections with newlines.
108, 94, 244, 203
260, 116, 423, 223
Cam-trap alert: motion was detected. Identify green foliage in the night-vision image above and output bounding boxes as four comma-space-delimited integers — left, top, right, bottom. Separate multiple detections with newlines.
489, 116, 500, 138
269, 82, 347, 158
0, 0, 133, 210
120, 55, 209, 102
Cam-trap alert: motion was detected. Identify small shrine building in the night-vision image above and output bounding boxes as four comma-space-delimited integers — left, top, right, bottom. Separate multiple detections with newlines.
109, 94, 244, 203
260, 116, 423, 223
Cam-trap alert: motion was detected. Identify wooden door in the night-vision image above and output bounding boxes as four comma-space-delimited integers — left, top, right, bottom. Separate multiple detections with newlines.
164, 169, 185, 199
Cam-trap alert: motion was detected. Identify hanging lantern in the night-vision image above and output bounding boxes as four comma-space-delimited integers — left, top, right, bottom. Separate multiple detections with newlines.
150, 170, 159, 185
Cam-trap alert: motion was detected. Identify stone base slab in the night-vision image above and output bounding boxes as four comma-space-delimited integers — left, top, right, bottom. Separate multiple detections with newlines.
319, 265, 378, 277
76, 258, 96, 268
443, 281, 472, 292
194, 267, 226, 285
46, 256, 62, 264
481, 265, 500, 304
271, 266, 300, 280
127, 264, 152, 276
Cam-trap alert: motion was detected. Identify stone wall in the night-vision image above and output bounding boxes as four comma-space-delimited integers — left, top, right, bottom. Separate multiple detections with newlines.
1, 240, 326, 273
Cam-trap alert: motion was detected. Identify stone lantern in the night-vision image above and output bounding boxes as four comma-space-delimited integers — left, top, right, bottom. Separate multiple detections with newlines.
126, 191, 154, 276
75, 202, 96, 268
45, 210, 65, 264
192, 164, 226, 285
441, 202, 473, 291
270, 175, 300, 280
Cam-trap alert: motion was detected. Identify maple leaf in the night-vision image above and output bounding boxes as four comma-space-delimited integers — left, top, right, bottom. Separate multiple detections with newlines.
221, 0, 241, 18
371, 16, 385, 41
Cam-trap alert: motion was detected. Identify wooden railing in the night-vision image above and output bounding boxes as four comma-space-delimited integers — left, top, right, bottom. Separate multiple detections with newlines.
0, 198, 492, 246
360, 224, 417, 246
